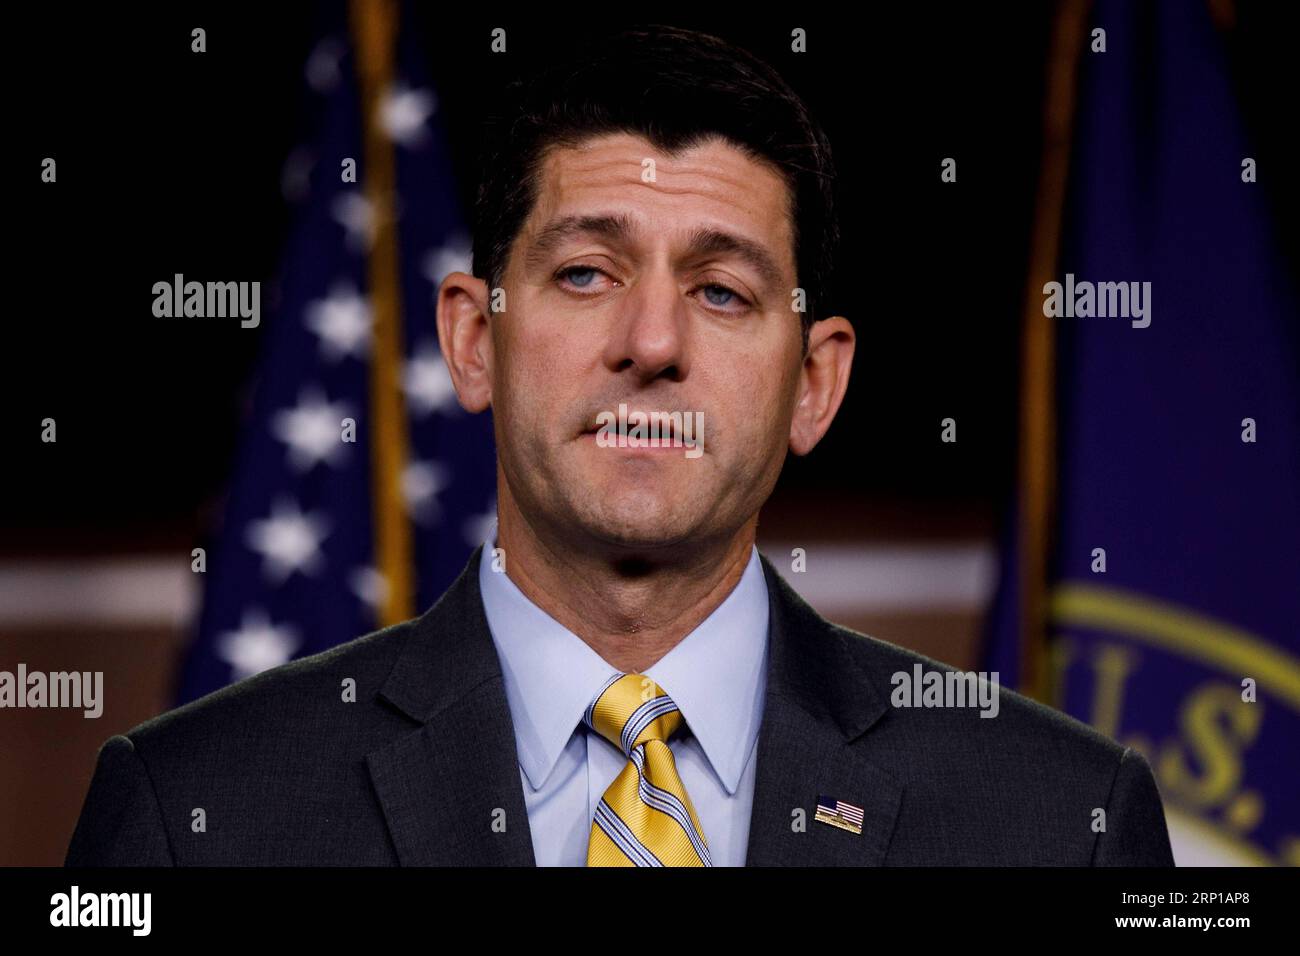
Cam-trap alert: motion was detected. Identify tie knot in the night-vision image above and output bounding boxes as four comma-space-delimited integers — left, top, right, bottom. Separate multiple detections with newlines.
583, 673, 683, 756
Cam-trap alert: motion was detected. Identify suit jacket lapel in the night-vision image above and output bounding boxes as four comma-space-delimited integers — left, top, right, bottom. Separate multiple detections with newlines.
367, 545, 537, 866
366, 543, 903, 867
745, 554, 904, 866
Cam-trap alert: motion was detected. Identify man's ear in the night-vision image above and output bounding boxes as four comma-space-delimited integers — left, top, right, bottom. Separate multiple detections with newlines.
435, 271, 495, 413
789, 316, 854, 455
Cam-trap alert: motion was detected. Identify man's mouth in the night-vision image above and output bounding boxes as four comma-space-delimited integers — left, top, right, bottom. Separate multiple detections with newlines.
578, 405, 706, 458
581, 424, 671, 437
582, 415, 688, 441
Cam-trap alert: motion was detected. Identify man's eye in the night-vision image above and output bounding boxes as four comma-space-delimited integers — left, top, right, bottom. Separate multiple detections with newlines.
701, 284, 737, 307
555, 266, 606, 290
698, 283, 750, 310
554, 267, 749, 310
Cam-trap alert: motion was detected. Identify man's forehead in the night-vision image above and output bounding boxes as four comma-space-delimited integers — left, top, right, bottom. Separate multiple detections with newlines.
526, 132, 794, 256
539, 131, 778, 181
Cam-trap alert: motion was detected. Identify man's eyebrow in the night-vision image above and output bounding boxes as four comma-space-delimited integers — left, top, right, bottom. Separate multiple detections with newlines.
524, 214, 637, 270
684, 226, 786, 291
523, 214, 788, 291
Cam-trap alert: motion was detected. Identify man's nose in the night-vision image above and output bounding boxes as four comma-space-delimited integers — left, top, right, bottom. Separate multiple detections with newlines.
602, 268, 690, 382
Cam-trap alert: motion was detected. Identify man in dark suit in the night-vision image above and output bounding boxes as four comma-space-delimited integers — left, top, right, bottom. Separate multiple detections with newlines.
67, 24, 1174, 867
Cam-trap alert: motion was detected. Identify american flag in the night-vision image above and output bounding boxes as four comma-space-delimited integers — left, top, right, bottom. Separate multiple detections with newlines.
815, 796, 865, 832
176, 2, 496, 704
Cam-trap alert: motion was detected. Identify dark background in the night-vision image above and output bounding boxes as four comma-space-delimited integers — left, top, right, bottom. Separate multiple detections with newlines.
5, 2, 1295, 551
4, 0, 1298, 869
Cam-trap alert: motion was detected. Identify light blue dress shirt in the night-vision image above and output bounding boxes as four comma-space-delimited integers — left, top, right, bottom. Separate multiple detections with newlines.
477, 533, 770, 866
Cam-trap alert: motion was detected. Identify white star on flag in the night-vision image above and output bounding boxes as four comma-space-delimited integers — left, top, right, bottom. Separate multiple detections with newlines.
379, 83, 436, 147
331, 192, 379, 251
401, 459, 451, 524
348, 566, 389, 610
245, 498, 331, 584
402, 342, 459, 417
271, 388, 355, 472
305, 285, 372, 361
422, 239, 472, 291
463, 506, 499, 548
305, 37, 345, 93
216, 609, 300, 681
281, 145, 316, 203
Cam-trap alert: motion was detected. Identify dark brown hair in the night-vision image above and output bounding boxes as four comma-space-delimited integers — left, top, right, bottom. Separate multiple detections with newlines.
471, 24, 839, 351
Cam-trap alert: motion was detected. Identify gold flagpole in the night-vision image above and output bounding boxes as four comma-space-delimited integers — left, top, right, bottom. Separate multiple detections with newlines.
1018, 0, 1090, 702
350, 0, 415, 625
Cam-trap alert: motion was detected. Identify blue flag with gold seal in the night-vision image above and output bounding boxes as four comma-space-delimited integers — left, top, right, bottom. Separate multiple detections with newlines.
987, 0, 1300, 865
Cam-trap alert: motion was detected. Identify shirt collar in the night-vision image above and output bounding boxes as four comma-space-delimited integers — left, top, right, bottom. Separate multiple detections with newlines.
478, 530, 769, 796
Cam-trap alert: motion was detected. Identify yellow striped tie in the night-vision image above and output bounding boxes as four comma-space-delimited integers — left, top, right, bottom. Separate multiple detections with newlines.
584, 673, 712, 866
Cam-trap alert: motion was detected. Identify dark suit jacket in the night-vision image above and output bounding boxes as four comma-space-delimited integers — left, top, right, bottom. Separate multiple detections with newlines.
66, 545, 1175, 866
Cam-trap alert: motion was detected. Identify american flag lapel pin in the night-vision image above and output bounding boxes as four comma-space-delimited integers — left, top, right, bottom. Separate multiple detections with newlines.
814, 795, 864, 835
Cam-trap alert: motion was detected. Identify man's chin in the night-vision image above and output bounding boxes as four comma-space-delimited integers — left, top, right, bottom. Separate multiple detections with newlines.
566, 505, 704, 555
